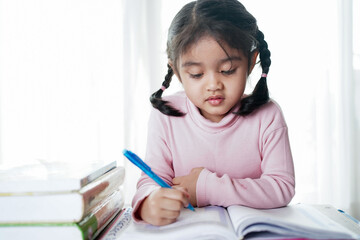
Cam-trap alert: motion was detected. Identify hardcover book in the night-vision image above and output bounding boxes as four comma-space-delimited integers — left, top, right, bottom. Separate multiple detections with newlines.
0, 190, 124, 240
0, 166, 125, 223
0, 161, 117, 194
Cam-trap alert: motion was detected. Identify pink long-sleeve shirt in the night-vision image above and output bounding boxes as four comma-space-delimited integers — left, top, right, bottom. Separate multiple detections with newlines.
132, 91, 295, 220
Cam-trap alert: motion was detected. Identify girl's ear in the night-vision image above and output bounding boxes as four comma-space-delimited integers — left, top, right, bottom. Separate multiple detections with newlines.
249, 51, 259, 74
168, 61, 181, 82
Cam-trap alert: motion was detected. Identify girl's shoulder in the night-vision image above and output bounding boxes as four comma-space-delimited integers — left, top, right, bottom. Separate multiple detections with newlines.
262, 99, 285, 115
161, 91, 188, 113
251, 99, 288, 127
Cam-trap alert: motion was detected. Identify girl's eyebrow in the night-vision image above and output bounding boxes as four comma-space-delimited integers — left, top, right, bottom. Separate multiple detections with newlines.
181, 61, 202, 68
219, 56, 242, 64
181, 56, 242, 68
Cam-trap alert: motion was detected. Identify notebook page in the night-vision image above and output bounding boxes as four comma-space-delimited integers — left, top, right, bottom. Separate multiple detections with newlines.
312, 205, 360, 236
227, 204, 357, 239
120, 206, 238, 240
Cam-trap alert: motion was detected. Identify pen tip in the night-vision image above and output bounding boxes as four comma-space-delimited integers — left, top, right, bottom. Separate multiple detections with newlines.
187, 204, 195, 211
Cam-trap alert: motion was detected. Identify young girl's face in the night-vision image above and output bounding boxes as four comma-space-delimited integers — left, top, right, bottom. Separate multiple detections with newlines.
176, 36, 251, 122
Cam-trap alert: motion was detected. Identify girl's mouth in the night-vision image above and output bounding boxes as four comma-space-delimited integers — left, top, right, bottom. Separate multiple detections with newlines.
206, 96, 224, 106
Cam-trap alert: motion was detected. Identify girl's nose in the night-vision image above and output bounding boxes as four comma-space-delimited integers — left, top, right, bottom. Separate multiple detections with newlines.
206, 73, 222, 91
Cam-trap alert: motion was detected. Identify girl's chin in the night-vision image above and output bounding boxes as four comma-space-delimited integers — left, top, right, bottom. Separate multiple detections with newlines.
200, 110, 228, 122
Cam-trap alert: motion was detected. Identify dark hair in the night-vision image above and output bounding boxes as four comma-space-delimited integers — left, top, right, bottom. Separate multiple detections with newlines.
150, 0, 271, 116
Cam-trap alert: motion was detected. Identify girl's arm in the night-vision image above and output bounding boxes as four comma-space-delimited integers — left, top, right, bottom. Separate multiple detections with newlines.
173, 126, 295, 209
131, 109, 186, 223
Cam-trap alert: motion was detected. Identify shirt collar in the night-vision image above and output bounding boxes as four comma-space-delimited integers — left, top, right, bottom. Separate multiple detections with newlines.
186, 97, 241, 134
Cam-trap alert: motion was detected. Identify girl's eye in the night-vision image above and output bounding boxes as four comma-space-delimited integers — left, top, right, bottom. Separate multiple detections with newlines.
190, 73, 203, 79
221, 69, 236, 75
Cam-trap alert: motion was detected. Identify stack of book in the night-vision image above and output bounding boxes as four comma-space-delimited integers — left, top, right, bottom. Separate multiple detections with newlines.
0, 161, 125, 240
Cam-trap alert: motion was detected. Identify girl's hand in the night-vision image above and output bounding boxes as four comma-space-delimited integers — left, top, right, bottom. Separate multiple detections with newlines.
172, 167, 204, 207
139, 186, 190, 226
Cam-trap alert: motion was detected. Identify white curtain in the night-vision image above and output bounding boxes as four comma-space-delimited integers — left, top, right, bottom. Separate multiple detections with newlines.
0, 0, 359, 218
243, 0, 360, 218
0, 0, 124, 164
121, 0, 164, 201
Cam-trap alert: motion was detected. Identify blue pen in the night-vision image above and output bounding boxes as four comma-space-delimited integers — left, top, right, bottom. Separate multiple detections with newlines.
123, 149, 195, 211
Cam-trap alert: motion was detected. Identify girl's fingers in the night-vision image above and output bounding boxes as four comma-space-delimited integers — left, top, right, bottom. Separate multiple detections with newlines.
160, 197, 185, 211
172, 176, 181, 185
141, 188, 192, 226
171, 185, 190, 204
172, 185, 189, 195
160, 188, 190, 208
154, 217, 177, 226
160, 208, 182, 220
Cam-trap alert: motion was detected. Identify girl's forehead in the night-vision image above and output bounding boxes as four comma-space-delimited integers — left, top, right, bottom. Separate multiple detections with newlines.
179, 36, 245, 62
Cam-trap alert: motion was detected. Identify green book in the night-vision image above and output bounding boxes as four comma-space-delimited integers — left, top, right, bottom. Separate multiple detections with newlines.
0, 191, 124, 240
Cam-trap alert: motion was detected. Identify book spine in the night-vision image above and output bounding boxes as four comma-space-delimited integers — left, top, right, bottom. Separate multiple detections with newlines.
80, 161, 117, 187
80, 167, 125, 218
78, 190, 124, 240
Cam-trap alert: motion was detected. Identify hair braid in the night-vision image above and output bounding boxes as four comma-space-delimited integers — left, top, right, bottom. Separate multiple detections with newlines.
149, 64, 185, 116
257, 30, 271, 74
237, 29, 271, 116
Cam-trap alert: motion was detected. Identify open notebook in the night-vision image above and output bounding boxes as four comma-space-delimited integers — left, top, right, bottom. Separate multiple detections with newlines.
102, 204, 360, 240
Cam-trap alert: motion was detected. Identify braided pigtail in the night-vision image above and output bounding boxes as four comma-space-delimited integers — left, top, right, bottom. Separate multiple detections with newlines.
149, 64, 185, 116
237, 29, 271, 116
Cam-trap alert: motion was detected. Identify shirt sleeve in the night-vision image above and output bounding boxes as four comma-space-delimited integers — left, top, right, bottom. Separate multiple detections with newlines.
131, 109, 175, 222
196, 126, 295, 208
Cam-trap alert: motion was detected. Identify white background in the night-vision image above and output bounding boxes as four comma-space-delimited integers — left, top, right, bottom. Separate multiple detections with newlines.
0, 0, 359, 218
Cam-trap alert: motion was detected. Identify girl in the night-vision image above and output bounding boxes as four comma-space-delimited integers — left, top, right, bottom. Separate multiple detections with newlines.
132, 0, 295, 226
